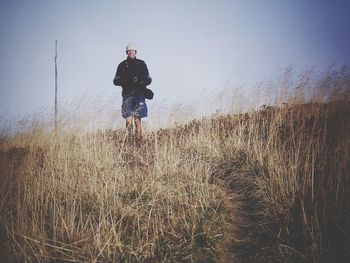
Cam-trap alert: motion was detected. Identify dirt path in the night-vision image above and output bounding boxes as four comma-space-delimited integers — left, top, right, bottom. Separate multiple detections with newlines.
214, 186, 256, 263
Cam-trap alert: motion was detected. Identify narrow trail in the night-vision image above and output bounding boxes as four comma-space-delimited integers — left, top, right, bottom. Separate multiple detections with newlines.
214, 188, 245, 262
213, 185, 257, 263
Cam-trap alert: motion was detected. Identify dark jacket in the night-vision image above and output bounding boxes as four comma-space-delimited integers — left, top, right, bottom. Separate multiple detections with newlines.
113, 57, 152, 97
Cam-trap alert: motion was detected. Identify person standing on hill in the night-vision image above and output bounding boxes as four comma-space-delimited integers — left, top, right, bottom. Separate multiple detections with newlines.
113, 43, 152, 146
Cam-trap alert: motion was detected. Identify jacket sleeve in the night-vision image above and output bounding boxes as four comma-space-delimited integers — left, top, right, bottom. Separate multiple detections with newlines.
113, 63, 126, 86
140, 62, 152, 86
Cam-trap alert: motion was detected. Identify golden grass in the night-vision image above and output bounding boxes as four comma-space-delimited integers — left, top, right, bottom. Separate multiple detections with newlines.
1, 69, 349, 262
0, 125, 235, 262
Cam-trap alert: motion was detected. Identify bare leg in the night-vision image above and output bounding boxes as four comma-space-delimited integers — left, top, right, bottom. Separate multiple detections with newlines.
134, 117, 142, 145
125, 117, 133, 141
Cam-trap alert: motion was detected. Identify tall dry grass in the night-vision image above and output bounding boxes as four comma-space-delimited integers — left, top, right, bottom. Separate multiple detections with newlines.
1, 68, 349, 262
210, 100, 350, 262
0, 124, 236, 262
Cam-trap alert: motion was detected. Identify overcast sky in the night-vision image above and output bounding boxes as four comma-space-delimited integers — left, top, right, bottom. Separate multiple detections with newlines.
0, 0, 349, 125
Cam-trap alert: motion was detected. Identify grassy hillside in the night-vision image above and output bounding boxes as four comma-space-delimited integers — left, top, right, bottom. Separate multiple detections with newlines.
1, 69, 350, 262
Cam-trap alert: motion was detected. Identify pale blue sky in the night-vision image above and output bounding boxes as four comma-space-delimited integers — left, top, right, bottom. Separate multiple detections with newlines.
0, 0, 349, 124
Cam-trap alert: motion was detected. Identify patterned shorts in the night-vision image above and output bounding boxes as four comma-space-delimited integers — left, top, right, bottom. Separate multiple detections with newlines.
121, 96, 148, 118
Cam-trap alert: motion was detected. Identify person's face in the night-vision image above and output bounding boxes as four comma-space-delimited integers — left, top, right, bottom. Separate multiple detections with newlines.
127, 50, 136, 59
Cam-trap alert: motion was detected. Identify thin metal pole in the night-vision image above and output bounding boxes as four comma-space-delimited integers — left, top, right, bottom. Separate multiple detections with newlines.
55, 39, 58, 132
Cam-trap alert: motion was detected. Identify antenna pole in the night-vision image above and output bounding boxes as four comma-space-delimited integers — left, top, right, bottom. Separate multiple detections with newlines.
55, 39, 58, 132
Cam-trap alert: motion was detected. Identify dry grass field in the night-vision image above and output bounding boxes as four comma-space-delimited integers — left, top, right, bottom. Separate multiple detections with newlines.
0, 70, 349, 262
